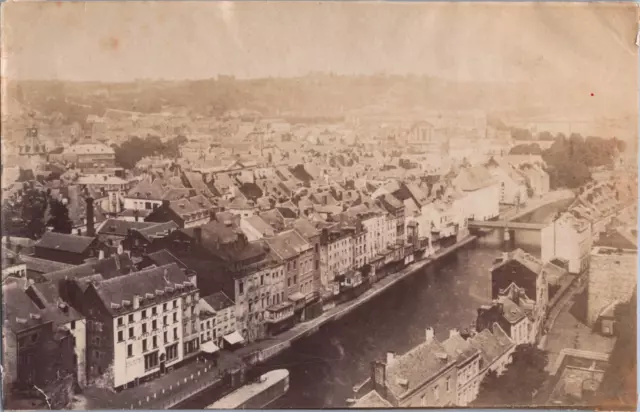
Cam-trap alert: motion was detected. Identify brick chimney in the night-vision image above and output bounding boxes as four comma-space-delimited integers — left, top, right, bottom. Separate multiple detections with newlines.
86, 197, 95, 237
371, 360, 387, 399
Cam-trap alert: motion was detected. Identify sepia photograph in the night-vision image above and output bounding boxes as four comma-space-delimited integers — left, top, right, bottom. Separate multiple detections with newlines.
1, 1, 638, 410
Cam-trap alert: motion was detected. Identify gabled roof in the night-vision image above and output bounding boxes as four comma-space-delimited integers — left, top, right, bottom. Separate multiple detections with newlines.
385, 338, 455, 399
35, 232, 96, 254
454, 165, 495, 192
266, 230, 312, 261
243, 215, 276, 237
92, 263, 193, 316
4, 283, 51, 333
468, 323, 515, 368
97, 219, 157, 237
133, 221, 179, 241
292, 218, 320, 240
43, 253, 135, 283
352, 390, 393, 408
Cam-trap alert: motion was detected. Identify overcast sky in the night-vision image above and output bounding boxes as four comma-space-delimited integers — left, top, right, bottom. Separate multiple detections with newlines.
2, 1, 638, 120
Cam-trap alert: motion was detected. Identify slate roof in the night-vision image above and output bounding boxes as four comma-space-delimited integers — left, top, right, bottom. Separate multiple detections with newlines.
4, 283, 51, 333
385, 338, 455, 399
292, 218, 320, 240
134, 221, 180, 241
266, 230, 313, 261
243, 215, 276, 237
202, 291, 235, 312
92, 263, 193, 316
35, 232, 96, 254
97, 219, 157, 237
43, 253, 135, 283
144, 249, 188, 271
468, 323, 515, 368
498, 296, 527, 324
21, 255, 74, 274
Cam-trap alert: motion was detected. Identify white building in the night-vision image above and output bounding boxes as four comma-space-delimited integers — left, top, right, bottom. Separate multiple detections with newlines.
453, 166, 500, 221
541, 212, 592, 274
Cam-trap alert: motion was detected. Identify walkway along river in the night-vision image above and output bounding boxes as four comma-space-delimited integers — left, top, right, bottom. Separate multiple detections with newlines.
182, 243, 503, 409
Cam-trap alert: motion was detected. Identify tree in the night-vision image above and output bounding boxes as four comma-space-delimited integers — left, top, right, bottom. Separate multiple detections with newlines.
472, 344, 548, 407
1, 185, 48, 239
47, 199, 73, 234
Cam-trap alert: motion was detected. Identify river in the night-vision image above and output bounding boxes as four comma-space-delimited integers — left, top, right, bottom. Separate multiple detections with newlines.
183, 244, 505, 409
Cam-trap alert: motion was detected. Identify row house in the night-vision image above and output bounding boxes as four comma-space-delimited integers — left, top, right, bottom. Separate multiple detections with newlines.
266, 229, 318, 322
351, 325, 515, 408
376, 193, 406, 247
145, 196, 214, 229
197, 291, 238, 351
346, 204, 386, 264
77, 263, 199, 389
146, 221, 271, 344
318, 224, 354, 292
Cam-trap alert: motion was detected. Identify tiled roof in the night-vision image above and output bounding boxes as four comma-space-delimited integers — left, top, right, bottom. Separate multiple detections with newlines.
35, 232, 96, 254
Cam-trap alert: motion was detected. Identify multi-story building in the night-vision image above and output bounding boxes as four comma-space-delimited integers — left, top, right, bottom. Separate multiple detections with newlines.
3, 284, 79, 406
318, 224, 354, 289
77, 174, 132, 214
486, 158, 529, 206
145, 197, 214, 229
266, 229, 317, 322
61, 143, 116, 170
541, 211, 592, 274
376, 193, 405, 246
351, 325, 515, 408
490, 249, 550, 343
346, 204, 386, 262
33, 232, 102, 265
198, 291, 237, 349
518, 163, 550, 197
78, 263, 199, 389
453, 165, 500, 221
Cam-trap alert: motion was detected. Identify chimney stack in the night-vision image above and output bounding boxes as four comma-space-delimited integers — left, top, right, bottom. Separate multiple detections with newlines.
425, 327, 435, 344
86, 197, 95, 237
386, 352, 396, 366
371, 361, 387, 399
194, 227, 203, 245
98, 249, 105, 260
133, 295, 140, 310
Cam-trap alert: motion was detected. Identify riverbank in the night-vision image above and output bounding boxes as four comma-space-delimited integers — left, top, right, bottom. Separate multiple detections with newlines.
77, 235, 477, 410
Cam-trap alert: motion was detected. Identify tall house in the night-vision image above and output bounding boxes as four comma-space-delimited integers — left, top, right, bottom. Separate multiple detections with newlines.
79, 263, 199, 390
541, 211, 592, 274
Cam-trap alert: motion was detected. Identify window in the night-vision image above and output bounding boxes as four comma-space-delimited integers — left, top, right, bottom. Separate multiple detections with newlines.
142, 339, 148, 352
164, 331, 168, 343
446, 377, 450, 392
163, 303, 167, 311
173, 328, 178, 340
141, 309, 147, 319
260, 275, 264, 285
294, 275, 297, 283
128, 314, 134, 323
239, 281, 244, 295
152, 307, 157, 316
70, 321, 76, 330
166, 343, 178, 361
127, 344, 133, 358
144, 352, 159, 370
163, 315, 168, 326
434, 385, 440, 401
118, 330, 124, 342
142, 323, 147, 334
129, 327, 134, 339
173, 313, 178, 322
152, 336, 157, 348
152, 320, 157, 331
117, 317, 123, 326
173, 300, 178, 309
